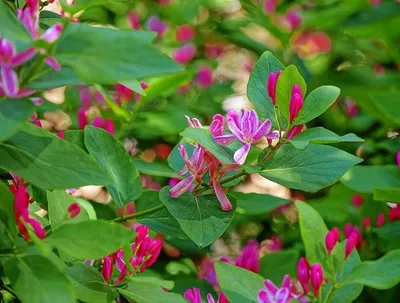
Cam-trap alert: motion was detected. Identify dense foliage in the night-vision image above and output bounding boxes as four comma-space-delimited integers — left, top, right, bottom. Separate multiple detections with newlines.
0, 0, 400, 303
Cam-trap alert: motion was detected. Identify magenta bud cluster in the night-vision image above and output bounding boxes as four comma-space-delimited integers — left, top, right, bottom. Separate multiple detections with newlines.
297, 257, 324, 297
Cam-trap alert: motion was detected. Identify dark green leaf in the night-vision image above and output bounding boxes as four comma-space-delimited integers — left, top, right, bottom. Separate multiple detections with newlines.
120, 79, 146, 96
260, 144, 362, 192
0, 122, 110, 189
215, 262, 264, 303
0, 181, 17, 249
85, 126, 142, 207
247, 51, 285, 126
293, 86, 341, 125
231, 191, 290, 215
181, 128, 234, 164
368, 92, 400, 127
46, 220, 134, 259
118, 281, 187, 303
276, 65, 307, 121
64, 130, 87, 152
159, 187, 236, 247
55, 23, 182, 84
259, 250, 299, 284
341, 165, 400, 193
136, 190, 188, 239
289, 127, 364, 149
0, 99, 35, 142
133, 158, 179, 178
5, 255, 75, 303
343, 250, 400, 289
65, 263, 118, 303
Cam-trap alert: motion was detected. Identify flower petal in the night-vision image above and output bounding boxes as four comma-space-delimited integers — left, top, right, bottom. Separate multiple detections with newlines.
44, 57, 62, 71
41, 23, 63, 43
213, 134, 236, 145
213, 181, 232, 211
169, 175, 195, 197
233, 143, 251, 165
1, 66, 19, 97
227, 115, 244, 142
275, 288, 290, 303
264, 279, 279, 296
206, 294, 216, 303
253, 119, 272, 141
27, 217, 46, 239
10, 47, 36, 67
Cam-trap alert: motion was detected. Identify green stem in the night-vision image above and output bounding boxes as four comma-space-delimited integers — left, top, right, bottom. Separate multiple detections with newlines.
219, 171, 246, 185
1, 284, 17, 298
20, 57, 45, 88
112, 204, 165, 222
274, 107, 282, 139
322, 286, 335, 303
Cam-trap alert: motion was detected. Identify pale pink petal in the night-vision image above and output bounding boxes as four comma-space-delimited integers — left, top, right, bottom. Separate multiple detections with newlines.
227, 115, 244, 142
253, 119, 272, 141
206, 294, 216, 303
233, 143, 251, 164
281, 275, 291, 289
264, 280, 279, 296
169, 175, 195, 197
275, 288, 290, 303
1, 39, 16, 59
10, 48, 36, 67
1, 66, 19, 97
258, 290, 273, 303
14, 89, 36, 98
41, 23, 63, 43
266, 130, 280, 139
44, 57, 61, 71
213, 181, 232, 211
213, 134, 236, 145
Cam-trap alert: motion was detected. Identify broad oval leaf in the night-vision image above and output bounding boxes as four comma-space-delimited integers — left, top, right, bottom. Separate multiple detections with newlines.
133, 158, 179, 178
341, 165, 400, 193
259, 250, 300, 285
289, 127, 364, 149
293, 86, 341, 125
231, 192, 290, 215
85, 126, 142, 207
181, 128, 234, 164
215, 262, 265, 303
159, 187, 236, 248
46, 220, 134, 259
260, 144, 362, 192
5, 255, 75, 303
0, 99, 35, 142
0, 122, 110, 189
118, 281, 187, 303
276, 65, 307, 121
343, 249, 400, 290
0, 181, 17, 249
247, 51, 285, 126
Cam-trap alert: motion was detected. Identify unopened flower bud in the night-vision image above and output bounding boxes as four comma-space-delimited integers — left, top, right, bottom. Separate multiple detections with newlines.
267, 70, 282, 105
345, 232, 358, 259
102, 256, 113, 284
67, 202, 81, 218
376, 213, 385, 227
351, 194, 364, 208
325, 229, 338, 254
175, 24, 195, 43
362, 217, 371, 229
310, 263, 324, 296
77, 108, 88, 130
289, 85, 303, 123
297, 257, 310, 293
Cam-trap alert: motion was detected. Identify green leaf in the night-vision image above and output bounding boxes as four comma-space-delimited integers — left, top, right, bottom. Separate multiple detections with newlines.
46, 220, 134, 259
259, 250, 299, 285
120, 79, 146, 96
0, 181, 17, 249
0, 122, 110, 189
64, 130, 87, 151
133, 158, 179, 178
373, 188, 400, 202
136, 190, 188, 239
65, 263, 118, 303
168, 142, 196, 172
231, 192, 290, 215
28, 66, 84, 90
118, 281, 187, 303
4, 255, 75, 303
289, 127, 364, 149
260, 144, 362, 192
0, 99, 35, 142
85, 126, 142, 207
368, 92, 400, 127
343, 250, 400, 289
247, 51, 285, 126
181, 128, 234, 164
55, 23, 182, 84
276, 65, 307, 121
159, 187, 236, 247
341, 165, 400, 193
47, 190, 92, 230
293, 86, 341, 125
374, 222, 400, 250
295, 201, 331, 277
0, 0, 32, 48
215, 262, 264, 303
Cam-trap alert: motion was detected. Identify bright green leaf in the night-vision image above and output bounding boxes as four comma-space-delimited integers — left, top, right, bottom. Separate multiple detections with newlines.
46, 220, 134, 259
120, 79, 146, 96
0, 122, 110, 189
259, 250, 299, 285
0, 182, 17, 249
293, 86, 341, 125
159, 187, 236, 248
85, 126, 142, 207
215, 262, 264, 303
373, 188, 400, 202
289, 127, 364, 149
261, 144, 362, 192
231, 192, 290, 215
276, 65, 307, 121
133, 158, 179, 178
0, 99, 35, 142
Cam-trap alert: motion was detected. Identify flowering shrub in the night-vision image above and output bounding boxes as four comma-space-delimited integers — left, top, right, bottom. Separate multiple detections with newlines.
0, 0, 400, 303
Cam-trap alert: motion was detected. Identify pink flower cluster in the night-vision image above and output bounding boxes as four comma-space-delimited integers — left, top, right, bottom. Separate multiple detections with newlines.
77, 108, 115, 135
9, 177, 45, 241
184, 288, 228, 303
101, 225, 162, 285
258, 275, 309, 303
324, 225, 361, 259
297, 258, 324, 297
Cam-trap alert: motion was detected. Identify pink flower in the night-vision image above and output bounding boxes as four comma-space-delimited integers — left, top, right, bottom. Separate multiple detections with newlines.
285, 11, 302, 31
80, 87, 92, 109
397, 150, 400, 168
325, 227, 339, 254
293, 32, 332, 59
258, 275, 302, 303
286, 124, 304, 139
57, 131, 65, 139
344, 98, 359, 118
41, 23, 63, 43
11, 184, 45, 241
205, 43, 226, 58
115, 83, 133, 101
147, 16, 168, 37
235, 240, 260, 273
196, 66, 213, 88
362, 217, 371, 229
310, 264, 323, 296
345, 232, 358, 259
103, 118, 115, 135
343, 223, 362, 250
127, 11, 141, 30
77, 108, 88, 130
297, 258, 310, 294
289, 85, 303, 123
376, 213, 385, 227
267, 70, 282, 105
184, 288, 228, 303
102, 256, 113, 284
264, 0, 277, 15
173, 44, 197, 64
221, 109, 275, 164
176, 24, 195, 43
351, 194, 364, 208
67, 202, 81, 218
198, 257, 218, 287
92, 116, 104, 128
142, 175, 162, 190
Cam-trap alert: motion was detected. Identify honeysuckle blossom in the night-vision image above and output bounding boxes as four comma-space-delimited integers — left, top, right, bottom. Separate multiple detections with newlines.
101, 225, 162, 285
258, 275, 307, 303
184, 288, 228, 303
127, 11, 141, 30
176, 24, 195, 43
196, 66, 213, 88
324, 227, 339, 254
212, 110, 276, 164
147, 15, 168, 37
173, 43, 197, 64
